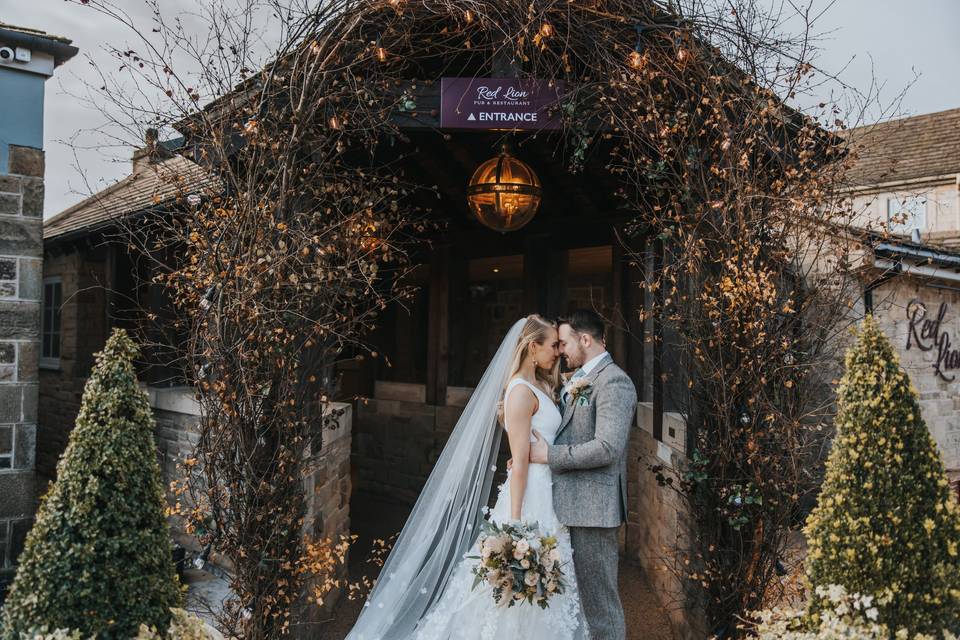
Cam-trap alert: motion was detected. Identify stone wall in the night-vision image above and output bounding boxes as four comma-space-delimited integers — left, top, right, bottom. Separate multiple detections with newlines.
148, 385, 203, 539
298, 403, 353, 631
0, 144, 45, 575
352, 381, 470, 505
147, 386, 354, 628
625, 403, 706, 639
869, 275, 960, 482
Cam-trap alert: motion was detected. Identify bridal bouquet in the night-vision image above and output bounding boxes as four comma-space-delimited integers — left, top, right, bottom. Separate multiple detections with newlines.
469, 520, 566, 609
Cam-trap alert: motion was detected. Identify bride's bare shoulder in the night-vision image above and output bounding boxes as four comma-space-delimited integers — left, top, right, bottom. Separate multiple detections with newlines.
504, 378, 537, 409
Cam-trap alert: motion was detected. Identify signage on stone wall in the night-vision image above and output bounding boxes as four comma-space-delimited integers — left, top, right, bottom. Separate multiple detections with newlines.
905, 299, 960, 382
440, 77, 565, 130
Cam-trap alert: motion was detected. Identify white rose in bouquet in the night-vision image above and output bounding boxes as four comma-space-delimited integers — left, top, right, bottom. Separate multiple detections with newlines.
513, 538, 530, 560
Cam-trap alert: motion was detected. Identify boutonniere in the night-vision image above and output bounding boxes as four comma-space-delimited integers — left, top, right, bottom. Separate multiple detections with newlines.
568, 378, 593, 406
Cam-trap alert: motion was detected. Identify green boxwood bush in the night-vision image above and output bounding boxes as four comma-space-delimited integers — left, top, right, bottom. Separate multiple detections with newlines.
0, 329, 182, 639
803, 316, 960, 635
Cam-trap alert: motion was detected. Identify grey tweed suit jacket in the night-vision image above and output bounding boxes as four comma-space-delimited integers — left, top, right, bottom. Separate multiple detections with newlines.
547, 354, 637, 528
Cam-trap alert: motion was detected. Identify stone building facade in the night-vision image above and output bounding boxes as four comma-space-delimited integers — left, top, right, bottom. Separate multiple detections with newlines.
845, 107, 960, 486
858, 241, 960, 485
846, 108, 960, 244
0, 23, 77, 587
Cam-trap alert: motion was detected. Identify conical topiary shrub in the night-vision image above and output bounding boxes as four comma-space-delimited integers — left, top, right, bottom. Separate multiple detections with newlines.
803, 315, 960, 635
1, 328, 182, 639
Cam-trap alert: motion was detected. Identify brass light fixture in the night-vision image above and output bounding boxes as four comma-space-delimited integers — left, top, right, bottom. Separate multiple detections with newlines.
466, 144, 542, 233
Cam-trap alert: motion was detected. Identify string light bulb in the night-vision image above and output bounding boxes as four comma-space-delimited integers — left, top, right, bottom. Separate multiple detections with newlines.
539, 22, 554, 38
329, 114, 341, 130
464, 9, 474, 23
375, 37, 387, 62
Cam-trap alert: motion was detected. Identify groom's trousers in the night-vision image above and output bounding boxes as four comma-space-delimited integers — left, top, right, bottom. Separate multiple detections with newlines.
570, 526, 625, 640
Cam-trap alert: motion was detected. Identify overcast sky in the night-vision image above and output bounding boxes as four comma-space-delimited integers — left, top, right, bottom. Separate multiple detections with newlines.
5, 0, 960, 218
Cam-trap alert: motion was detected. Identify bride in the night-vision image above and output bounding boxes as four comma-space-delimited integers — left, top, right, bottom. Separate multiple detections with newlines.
346, 315, 588, 640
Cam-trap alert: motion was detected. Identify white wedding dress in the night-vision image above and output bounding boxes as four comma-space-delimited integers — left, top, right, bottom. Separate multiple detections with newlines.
412, 377, 588, 640
346, 319, 587, 640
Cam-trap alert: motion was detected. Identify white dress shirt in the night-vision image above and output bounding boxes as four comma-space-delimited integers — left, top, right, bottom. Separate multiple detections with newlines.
579, 350, 609, 376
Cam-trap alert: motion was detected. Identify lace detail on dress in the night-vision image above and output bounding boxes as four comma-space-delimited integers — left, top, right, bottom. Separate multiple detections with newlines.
412, 524, 585, 640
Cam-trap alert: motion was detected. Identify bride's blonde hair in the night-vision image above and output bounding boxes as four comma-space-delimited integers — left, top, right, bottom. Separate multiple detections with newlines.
497, 315, 560, 424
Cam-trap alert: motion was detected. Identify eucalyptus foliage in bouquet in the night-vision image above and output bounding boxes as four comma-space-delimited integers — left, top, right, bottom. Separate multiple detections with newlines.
469, 520, 566, 609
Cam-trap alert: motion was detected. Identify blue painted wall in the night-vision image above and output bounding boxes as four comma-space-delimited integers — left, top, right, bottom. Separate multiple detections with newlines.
0, 67, 45, 175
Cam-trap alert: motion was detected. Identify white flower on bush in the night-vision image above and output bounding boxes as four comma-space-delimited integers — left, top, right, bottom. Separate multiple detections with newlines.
753, 585, 958, 640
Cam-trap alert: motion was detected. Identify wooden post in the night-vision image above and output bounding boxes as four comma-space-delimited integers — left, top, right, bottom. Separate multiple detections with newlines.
611, 228, 628, 369
652, 237, 664, 442
523, 234, 548, 314
625, 233, 646, 397
105, 243, 116, 333
545, 248, 568, 319
448, 256, 468, 388
426, 245, 451, 406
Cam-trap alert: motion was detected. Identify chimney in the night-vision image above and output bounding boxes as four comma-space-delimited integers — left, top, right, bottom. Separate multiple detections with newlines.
132, 127, 160, 172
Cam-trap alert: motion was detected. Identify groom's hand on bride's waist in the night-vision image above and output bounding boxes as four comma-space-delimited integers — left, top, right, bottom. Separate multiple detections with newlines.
529, 430, 549, 464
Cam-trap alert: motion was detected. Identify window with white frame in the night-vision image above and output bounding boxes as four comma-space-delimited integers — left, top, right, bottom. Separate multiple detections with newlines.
887, 195, 927, 235
40, 277, 62, 367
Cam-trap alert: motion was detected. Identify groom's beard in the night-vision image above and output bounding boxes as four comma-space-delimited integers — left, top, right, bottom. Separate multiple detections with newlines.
563, 349, 585, 370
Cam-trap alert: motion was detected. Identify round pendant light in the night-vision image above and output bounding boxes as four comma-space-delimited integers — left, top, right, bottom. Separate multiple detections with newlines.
466, 144, 542, 233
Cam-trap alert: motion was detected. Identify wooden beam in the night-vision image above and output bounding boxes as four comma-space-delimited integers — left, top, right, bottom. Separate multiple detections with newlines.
425, 244, 451, 405
443, 213, 629, 260
545, 248, 568, 319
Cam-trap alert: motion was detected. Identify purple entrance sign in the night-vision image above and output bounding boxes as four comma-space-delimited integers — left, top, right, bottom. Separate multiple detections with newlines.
440, 77, 565, 130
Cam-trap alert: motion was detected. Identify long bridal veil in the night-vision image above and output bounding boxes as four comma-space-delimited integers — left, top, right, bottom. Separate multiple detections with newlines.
346, 318, 526, 640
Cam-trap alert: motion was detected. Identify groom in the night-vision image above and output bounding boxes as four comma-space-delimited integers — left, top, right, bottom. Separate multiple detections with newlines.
529, 309, 637, 640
